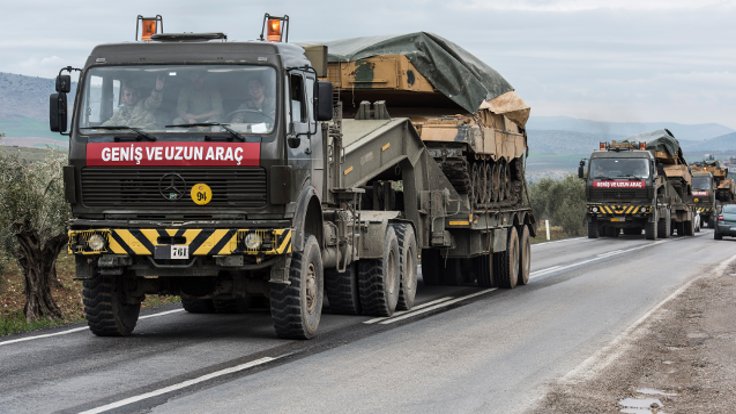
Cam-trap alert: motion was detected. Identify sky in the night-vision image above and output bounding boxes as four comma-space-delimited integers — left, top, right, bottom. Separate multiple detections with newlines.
2, 0, 735, 128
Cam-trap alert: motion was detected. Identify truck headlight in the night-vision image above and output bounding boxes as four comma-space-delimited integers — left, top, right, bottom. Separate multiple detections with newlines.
693, 197, 700, 203
244, 233, 262, 250
87, 234, 106, 251
591, 207, 598, 213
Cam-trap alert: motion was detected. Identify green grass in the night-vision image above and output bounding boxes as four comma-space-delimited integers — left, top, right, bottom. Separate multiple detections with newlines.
0, 311, 69, 336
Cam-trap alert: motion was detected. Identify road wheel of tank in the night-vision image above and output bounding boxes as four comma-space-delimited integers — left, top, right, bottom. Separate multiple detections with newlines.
393, 223, 418, 310
83, 274, 141, 337
491, 162, 501, 202
503, 162, 513, 200
325, 264, 361, 315
657, 210, 671, 238
498, 160, 508, 202
492, 227, 520, 289
518, 225, 531, 286
471, 163, 483, 207
358, 226, 400, 317
269, 234, 323, 339
587, 220, 599, 238
421, 249, 442, 286
181, 297, 215, 313
483, 163, 492, 205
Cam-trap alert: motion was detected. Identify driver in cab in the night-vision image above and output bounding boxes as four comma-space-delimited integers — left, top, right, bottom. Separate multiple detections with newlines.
230, 78, 275, 124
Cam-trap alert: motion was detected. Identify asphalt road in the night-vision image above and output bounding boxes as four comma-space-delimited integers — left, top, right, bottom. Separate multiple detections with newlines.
1, 229, 733, 414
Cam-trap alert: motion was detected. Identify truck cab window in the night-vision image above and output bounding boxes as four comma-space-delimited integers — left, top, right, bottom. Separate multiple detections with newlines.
289, 73, 306, 123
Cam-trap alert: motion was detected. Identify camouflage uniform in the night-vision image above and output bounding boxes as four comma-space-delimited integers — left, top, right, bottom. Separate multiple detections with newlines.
230, 96, 275, 123
103, 89, 163, 129
175, 87, 224, 123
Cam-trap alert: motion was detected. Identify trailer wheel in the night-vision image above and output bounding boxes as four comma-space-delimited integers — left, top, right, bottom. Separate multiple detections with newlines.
493, 226, 520, 289
270, 234, 323, 339
587, 220, 599, 238
83, 274, 141, 337
518, 225, 531, 285
393, 223, 418, 310
358, 226, 400, 316
657, 210, 671, 239
421, 249, 442, 286
181, 298, 215, 313
325, 264, 361, 315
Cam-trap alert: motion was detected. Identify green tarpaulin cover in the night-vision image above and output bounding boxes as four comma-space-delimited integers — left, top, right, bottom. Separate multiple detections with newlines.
324, 32, 515, 114
632, 129, 687, 164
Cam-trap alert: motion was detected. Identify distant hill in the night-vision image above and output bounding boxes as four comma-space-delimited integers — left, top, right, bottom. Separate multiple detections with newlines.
527, 116, 733, 142
0, 72, 74, 144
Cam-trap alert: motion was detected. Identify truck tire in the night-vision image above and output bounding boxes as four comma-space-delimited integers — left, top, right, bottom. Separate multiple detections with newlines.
358, 227, 401, 316
645, 220, 657, 240
421, 249, 441, 286
587, 220, 598, 238
181, 298, 215, 313
657, 211, 671, 239
492, 226, 520, 289
269, 234, 323, 339
683, 220, 694, 236
393, 223, 418, 310
325, 264, 361, 315
518, 225, 531, 286
83, 274, 141, 337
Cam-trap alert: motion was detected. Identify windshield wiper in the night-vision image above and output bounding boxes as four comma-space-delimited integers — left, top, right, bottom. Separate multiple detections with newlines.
165, 122, 246, 142
80, 125, 157, 141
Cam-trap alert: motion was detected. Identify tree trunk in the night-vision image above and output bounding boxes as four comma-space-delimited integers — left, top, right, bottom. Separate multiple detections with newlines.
15, 229, 67, 321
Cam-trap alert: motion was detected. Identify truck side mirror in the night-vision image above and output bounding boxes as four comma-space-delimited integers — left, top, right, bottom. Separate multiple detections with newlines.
56, 74, 71, 93
49, 92, 68, 132
578, 159, 587, 179
315, 81, 333, 121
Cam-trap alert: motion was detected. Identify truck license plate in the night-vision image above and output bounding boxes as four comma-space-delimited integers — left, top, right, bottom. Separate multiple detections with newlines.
170, 245, 189, 259
610, 217, 625, 222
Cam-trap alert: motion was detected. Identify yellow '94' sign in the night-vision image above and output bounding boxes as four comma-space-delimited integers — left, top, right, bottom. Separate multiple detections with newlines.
191, 183, 212, 205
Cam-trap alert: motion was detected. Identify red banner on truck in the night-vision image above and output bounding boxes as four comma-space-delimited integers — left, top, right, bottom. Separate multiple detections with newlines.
86, 142, 260, 167
592, 180, 646, 189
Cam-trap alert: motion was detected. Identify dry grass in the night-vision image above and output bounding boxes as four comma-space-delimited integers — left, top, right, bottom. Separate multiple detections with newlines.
0, 253, 178, 336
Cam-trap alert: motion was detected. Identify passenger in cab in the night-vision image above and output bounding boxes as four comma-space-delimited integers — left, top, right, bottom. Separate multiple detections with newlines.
103, 76, 165, 129
174, 71, 224, 124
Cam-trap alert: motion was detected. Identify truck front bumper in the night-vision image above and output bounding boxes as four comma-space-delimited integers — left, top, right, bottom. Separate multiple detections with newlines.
68, 227, 293, 258
587, 204, 653, 223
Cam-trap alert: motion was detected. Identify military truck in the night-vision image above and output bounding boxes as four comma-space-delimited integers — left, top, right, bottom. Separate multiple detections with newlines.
691, 171, 716, 227
579, 129, 695, 239
50, 15, 535, 339
691, 159, 736, 202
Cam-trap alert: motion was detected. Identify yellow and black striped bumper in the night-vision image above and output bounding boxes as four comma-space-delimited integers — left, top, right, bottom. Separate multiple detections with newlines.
695, 207, 713, 214
68, 228, 292, 256
588, 204, 651, 216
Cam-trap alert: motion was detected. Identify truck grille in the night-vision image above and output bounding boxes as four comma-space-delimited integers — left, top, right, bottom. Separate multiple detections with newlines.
80, 167, 267, 208
589, 188, 648, 202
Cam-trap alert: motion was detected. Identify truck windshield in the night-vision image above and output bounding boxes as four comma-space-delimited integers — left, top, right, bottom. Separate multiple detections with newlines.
589, 158, 649, 179
692, 176, 711, 189
77, 65, 277, 135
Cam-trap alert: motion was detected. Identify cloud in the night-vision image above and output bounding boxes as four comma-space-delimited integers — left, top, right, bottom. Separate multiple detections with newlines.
12, 56, 65, 78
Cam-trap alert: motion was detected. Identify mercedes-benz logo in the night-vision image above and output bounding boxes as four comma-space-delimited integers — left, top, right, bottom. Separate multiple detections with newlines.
159, 173, 187, 201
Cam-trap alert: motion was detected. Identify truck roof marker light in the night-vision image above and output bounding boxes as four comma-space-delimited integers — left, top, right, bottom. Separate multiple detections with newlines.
599, 142, 606, 151
136, 15, 163, 41
639, 141, 646, 150
260, 13, 289, 42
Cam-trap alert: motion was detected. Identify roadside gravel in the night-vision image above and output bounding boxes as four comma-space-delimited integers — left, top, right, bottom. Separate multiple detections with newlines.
532, 259, 736, 413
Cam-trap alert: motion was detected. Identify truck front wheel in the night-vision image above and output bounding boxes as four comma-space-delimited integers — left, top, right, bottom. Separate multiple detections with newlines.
83, 274, 141, 336
518, 225, 531, 285
270, 234, 323, 339
393, 223, 418, 310
587, 220, 598, 238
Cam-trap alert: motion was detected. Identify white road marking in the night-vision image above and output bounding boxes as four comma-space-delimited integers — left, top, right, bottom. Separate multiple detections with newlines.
530, 265, 562, 277
363, 296, 454, 324
78, 356, 278, 414
0, 308, 184, 347
379, 289, 497, 324
534, 237, 585, 246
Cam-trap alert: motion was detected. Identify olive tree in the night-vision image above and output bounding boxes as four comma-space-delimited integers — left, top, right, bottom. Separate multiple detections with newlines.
529, 175, 587, 236
0, 150, 69, 320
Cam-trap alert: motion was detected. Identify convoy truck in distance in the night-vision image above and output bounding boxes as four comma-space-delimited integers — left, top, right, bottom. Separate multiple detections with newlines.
690, 159, 736, 228
691, 171, 716, 227
50, 15, 535, 339
579, 129, 695, 239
